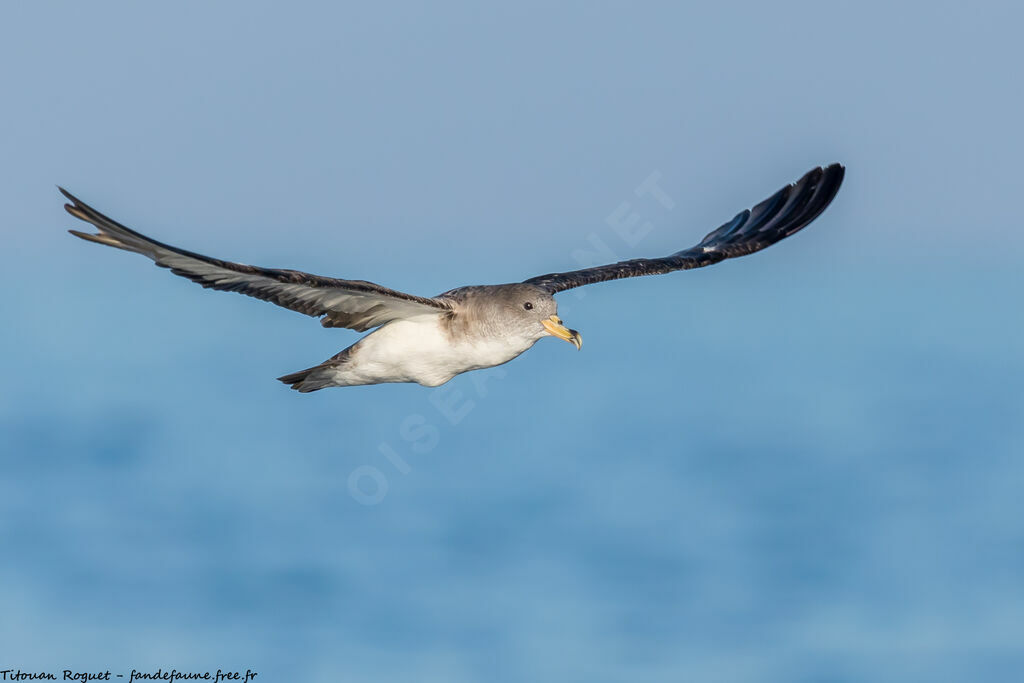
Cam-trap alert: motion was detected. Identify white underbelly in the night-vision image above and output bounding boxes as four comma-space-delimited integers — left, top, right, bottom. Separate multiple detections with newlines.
343, 315, 531, 386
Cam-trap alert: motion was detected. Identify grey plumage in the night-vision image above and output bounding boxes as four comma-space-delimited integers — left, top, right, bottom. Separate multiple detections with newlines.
62, 187, 451, 332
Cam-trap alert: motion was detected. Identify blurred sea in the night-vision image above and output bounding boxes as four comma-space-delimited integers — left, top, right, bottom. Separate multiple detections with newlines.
2, 256, 1020, 683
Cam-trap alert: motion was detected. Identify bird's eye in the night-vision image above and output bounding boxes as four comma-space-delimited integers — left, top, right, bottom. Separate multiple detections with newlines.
523, 302, 533, 310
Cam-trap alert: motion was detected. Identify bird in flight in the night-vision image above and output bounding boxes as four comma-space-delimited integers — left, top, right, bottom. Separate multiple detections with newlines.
65, 164, 844, 391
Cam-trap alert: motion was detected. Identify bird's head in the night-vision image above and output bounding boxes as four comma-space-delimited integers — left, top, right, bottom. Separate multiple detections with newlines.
494, 284, 582, 350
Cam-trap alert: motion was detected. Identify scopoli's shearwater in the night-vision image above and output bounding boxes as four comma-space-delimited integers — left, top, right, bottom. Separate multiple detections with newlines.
64, 164, 844, 391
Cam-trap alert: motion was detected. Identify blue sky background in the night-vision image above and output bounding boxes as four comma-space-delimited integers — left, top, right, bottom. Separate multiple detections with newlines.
1, 2, 1022, 681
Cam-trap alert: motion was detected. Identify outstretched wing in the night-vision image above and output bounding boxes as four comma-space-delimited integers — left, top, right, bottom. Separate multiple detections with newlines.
524, 164, 845, 294
63, 188, 451, 331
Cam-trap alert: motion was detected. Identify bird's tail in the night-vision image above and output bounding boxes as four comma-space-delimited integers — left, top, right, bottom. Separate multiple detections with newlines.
277, 365, 330, 392
277, 346, 355, 392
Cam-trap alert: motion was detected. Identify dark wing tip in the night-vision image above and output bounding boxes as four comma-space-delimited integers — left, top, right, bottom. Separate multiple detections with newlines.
522, 162, 846, 294
812, 163, 845, 205
797, 162, 845, 227
60, 187, 104, 223
706, 161, 844, 247
819, 162, 845, 187
58, 187, 87, 214
68, 228, 125, 248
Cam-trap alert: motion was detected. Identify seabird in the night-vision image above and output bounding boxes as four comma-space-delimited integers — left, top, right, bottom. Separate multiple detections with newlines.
64, 163, 844, 391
